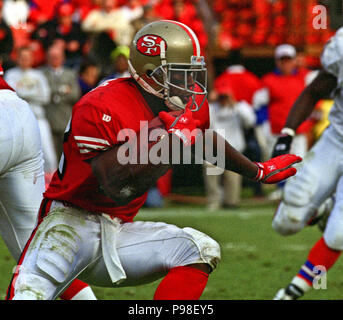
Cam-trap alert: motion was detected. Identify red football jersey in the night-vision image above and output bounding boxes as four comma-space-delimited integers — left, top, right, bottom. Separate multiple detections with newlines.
262, 70, 313, 134
214, 66, 262, 105
44, 77, 210, 222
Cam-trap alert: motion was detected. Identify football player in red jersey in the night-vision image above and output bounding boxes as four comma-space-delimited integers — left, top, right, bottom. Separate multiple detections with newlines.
7, 20, 301, 300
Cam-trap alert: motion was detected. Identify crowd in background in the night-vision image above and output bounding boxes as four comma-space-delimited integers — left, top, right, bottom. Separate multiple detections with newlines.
0, 0, 335, 209
0, 0, 209, 71
213, 0, 334, 50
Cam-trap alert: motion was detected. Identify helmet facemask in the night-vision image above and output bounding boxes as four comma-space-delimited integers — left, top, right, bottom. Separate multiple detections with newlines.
149, 58, 207, 111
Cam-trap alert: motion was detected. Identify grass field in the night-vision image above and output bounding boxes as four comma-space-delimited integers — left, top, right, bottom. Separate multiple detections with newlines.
1, 201, 342, 300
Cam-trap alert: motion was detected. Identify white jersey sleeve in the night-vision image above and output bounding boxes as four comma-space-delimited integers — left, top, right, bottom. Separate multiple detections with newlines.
320, 28, 343, 139
321, 27, 343, 79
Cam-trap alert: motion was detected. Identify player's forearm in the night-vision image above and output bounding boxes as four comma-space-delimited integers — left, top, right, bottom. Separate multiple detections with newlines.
222, 143, 258, 179
204, 131, 301, 184
225, 144, 258, 179
284, 90, 319, 131
285, 70, 337, 131
204, 130, 258, 179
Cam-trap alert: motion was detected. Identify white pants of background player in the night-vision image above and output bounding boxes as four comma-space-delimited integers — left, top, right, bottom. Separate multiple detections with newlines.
272, 126, 343, 250
0, 89, 45, 260
11, 200, 221, 300
36, 116, 58, 174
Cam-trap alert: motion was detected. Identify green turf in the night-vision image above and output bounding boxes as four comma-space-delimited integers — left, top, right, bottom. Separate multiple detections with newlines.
1, 203, 342, 300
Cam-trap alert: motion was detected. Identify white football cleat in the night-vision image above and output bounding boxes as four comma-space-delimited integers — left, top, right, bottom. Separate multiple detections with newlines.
274, 288, 294, 300
273, 284, 304, 300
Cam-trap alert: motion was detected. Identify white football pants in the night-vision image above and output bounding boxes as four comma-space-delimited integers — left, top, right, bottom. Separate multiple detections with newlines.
0, 90, 45, 260
36, 117, 58, 174
272, 126, 343, 250
9, 200, 221, 300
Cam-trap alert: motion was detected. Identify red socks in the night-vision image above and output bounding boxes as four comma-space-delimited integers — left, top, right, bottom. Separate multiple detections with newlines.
297, 237, 341, 286
154, 266, 209, 300
60, 279, 95, 300
308, 237, 341, 270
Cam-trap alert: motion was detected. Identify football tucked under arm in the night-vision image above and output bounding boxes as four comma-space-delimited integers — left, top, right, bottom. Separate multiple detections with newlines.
91, 114, 179, 206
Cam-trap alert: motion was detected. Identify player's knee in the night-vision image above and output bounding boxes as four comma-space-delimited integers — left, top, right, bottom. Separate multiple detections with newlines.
322, 203, 343, 250
13, 271, 56, 300
324, 235, 343, 251
13, 291, 40, 300
272, 202, 306, 236
181, 227, 221, 272
272, 173, 315, 235
324, 229, 343, 251
37, 224, 81, 283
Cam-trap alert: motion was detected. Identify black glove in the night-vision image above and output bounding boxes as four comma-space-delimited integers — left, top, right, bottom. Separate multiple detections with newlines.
272, 134, 293, 157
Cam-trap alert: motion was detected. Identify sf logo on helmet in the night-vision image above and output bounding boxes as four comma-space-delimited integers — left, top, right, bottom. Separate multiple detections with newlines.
137, 34, 167, 56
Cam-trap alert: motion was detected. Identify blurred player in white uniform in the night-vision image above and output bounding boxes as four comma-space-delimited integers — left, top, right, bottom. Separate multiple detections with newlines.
271, 28, 343, 299
0, 64, 45, 260
0, 64, 96, 300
